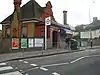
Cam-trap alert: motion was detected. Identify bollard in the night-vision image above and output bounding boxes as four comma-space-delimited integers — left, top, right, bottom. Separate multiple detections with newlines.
42, 43, 44, 54
23, 48, 24, 58
57, 42, 59, 52
68, 41, 71, 52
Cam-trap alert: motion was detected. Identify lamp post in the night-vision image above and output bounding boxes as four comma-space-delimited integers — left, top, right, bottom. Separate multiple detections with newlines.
89, 7, 92, 46
89, 1, 95, 48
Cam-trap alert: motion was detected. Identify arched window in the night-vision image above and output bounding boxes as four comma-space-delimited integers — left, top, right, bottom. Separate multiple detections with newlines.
40, 28, 45, 37
40, 30, 44, 37
21, 24, 27, 38
6, 27, 10, 38
12, 28, 17, 38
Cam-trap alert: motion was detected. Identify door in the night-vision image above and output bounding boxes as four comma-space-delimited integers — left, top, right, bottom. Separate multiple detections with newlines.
52, 31, 57, 47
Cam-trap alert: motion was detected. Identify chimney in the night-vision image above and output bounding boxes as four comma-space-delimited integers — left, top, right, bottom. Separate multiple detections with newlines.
13, 0, 22, 20
13, 0, 22, 13
14, 0, 22, 6
63, 10, 67, 25
93, 17, 98, 22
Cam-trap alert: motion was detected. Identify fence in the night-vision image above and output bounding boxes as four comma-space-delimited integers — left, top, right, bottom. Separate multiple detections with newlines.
0, 38, 44, 53
0, 38, 77, 53
1, 37, 100, 54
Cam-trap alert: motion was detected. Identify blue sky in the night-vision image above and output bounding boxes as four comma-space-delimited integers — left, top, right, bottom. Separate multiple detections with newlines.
0, 0, 100, 30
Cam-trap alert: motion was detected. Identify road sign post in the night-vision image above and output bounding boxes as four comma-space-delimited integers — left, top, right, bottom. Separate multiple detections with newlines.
45, 17, 51, 50
21, 38, 27, 57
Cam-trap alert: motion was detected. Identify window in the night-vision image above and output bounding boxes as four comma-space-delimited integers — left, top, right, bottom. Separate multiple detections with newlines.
40, 30, 44, 37
21, 24, 27, 38
12, 28, 17, 38
40, 28, 44, 37
6, 27, 10, 38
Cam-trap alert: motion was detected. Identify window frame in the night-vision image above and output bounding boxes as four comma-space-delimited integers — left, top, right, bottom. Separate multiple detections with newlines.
21, 24, 27, 38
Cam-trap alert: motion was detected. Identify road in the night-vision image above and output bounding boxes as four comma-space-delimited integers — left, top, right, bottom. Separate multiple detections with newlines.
0, 49, 100, 75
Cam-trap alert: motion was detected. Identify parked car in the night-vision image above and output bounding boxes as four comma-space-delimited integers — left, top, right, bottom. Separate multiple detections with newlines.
70, 39, 78, 50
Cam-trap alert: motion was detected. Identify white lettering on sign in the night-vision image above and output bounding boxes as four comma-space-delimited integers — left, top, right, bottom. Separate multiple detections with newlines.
45, 17, 51, 26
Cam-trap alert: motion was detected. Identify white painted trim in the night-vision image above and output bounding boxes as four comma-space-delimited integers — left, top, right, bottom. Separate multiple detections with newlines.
2, 24, 10, 25
22, 20, 38, 23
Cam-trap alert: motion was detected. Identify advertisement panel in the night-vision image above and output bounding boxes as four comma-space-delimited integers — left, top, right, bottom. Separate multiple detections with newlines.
12, 38, 19, 49
28, 38, 34, 48
35, 38, 44, 47
21, 38, 27, 48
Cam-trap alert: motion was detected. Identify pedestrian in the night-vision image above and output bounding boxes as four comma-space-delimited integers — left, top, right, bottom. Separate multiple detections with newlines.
90, 40, 92, 48
65, 38, 69, 49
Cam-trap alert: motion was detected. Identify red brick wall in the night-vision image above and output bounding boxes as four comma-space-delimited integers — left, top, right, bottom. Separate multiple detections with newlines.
35, 25, 50, 38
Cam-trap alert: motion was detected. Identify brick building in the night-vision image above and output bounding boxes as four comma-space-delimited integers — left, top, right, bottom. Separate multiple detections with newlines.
0, 0, 72, 52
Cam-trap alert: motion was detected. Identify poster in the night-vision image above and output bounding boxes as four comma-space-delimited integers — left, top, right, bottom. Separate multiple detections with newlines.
21, 38, 27, 48
12, 38, 19, 49
35, 38, 44, 47
28, 39, 34, 48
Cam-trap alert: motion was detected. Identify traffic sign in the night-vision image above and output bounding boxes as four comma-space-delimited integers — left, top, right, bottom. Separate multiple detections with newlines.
44, 17, 51, 50
45, 17, 51, 25
12, 38, 19, 49
21, 38, 27, 48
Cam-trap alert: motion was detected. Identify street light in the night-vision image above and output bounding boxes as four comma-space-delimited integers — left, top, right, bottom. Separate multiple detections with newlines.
89, 1, 95, 48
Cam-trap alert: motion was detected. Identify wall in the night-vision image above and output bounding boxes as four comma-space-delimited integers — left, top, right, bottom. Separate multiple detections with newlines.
27, 23, 35, 37
81, 31, 90, 38
11, 11, 19, 37
47, 38, 52, 49
80, 29, 100, 39
0, 31, 2, 38
93, 39, 100, 46
0, 39, 11, 53
73, 32, 79, 36
2, 25, 6, 38
95, 29, 100, 37
35, 25, 50, 38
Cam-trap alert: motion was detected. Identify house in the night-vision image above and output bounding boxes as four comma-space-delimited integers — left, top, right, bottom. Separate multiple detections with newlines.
0, 0, 72, 52
80, 17, 100, 39
74, 17, 100, 46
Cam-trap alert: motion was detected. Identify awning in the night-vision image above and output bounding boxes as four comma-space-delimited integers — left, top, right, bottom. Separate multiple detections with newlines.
60, 28, 73, 34
64, 29, 73, 34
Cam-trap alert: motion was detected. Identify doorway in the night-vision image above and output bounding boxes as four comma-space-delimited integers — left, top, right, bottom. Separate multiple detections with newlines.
52, 31, 58, 47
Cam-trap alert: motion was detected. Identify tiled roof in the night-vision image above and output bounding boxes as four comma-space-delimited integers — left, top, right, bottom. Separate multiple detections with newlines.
1, 0, 44, 24
0, 0, 70, 30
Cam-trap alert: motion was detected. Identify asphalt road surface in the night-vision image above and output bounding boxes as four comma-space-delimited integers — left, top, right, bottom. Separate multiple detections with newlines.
0, 49, 100, 75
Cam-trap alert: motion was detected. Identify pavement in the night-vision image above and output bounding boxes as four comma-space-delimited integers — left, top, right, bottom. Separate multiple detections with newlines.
0, 45, 100, 63
0, 47, 100, 75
